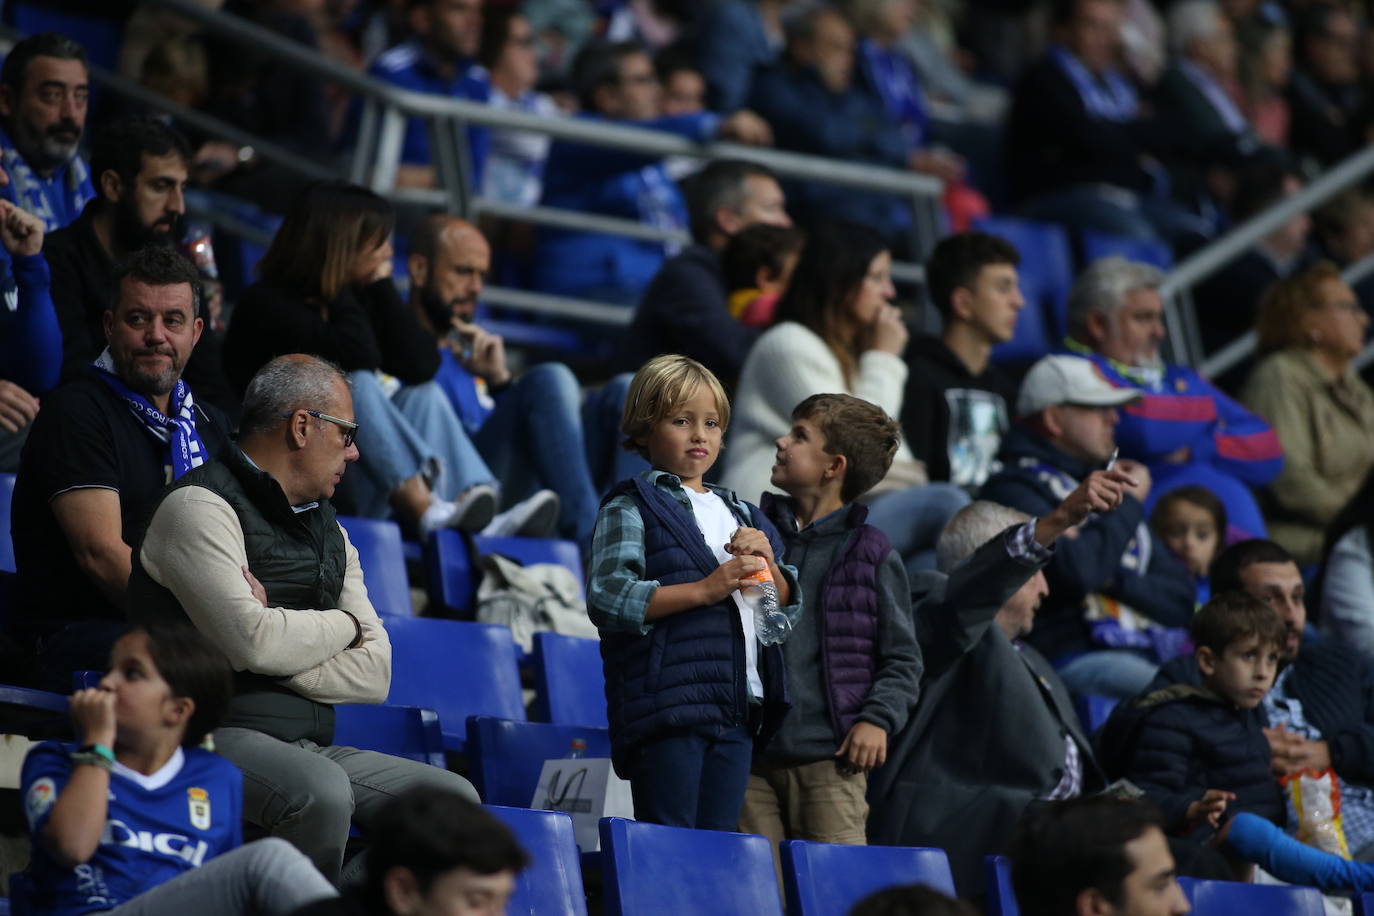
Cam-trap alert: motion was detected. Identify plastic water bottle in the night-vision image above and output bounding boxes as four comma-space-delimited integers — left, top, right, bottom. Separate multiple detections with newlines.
745, 564, 791, 646
565, 738, 587, 759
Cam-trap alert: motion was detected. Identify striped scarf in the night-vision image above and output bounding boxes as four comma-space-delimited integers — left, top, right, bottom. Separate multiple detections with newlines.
92, 349, 206, 481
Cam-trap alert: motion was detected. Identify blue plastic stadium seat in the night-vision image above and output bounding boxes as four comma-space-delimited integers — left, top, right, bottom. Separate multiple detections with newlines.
8, 4, 122, 71
1177, 877, 1324, 916
486, 805, 589, 916
333, 704, 445, 769
1080, 231, 1174, 272
0, 684, 69, 738
1355, 892, 1374, 916
1073, 693, 1119, 735
426, 529, 584, 617
781, 840, 955, 915
1, 472, 15, 574
974, 216, 1074, 361
384, 618, 525, 751
600, 817, 784, 916
466, 716, 611, 808
337, 515, 413, 617
532, 633, 607, 728
984, 856, 1020, 916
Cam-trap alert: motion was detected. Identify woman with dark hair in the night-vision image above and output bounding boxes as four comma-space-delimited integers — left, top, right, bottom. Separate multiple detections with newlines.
17, 624, 337, 914
722, 221, 969, 572
480, 8, 561, 208
224, 182, 558, 539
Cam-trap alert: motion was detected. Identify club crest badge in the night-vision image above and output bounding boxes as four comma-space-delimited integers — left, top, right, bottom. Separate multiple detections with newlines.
188, 788, 211, 830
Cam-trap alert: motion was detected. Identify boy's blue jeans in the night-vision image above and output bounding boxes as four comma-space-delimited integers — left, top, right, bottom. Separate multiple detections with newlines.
627, 723, 754, 831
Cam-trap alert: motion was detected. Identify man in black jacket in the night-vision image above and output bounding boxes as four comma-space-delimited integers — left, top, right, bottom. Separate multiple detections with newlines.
618, 159, 789, 386
1151, 538, 1374, 859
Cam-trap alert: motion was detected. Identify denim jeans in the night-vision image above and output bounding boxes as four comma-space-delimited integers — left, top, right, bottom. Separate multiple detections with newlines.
584, 372, 648, 491
865, 482, 972, 576
1055, 649, 1159, 699
1019, 185, 1213, 245
345, 371, 494, 519
627, 723, 755, 831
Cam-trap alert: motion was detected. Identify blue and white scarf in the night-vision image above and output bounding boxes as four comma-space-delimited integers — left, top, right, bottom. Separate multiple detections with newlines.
0, 128, 93, 232
1050, 45, 1139, 123
92, 349, 206, 481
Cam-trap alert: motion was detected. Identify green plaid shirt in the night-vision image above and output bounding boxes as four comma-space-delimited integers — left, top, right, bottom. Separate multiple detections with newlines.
587, 469, 802, 636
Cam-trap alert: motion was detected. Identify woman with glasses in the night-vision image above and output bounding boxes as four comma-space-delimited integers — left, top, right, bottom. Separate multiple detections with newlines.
223, 181, 558, 540
1243, 260, 1374, 565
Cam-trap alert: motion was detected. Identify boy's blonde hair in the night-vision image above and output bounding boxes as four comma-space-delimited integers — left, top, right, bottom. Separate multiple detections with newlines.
621, 354, 731, 459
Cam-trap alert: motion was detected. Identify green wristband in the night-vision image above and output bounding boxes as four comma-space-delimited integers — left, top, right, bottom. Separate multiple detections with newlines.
72, 744, 115, 770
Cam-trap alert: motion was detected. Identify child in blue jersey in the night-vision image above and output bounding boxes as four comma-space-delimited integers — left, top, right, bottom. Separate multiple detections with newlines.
587, 354, 803, 831
1151, 486, 1226, 606
19, 624, 337, 915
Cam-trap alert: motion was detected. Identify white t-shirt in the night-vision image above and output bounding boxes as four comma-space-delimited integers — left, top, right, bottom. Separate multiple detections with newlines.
683, 486, 763, 701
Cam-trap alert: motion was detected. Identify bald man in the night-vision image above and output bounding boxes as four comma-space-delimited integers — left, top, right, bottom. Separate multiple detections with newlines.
408, 217, 640, 547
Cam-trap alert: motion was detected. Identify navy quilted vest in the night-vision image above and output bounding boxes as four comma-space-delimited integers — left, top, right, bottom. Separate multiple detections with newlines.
600, 476, 789, 774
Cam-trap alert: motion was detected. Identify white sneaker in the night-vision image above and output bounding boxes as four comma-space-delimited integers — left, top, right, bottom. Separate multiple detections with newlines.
482, 489, 561, 538
417, 484, 498, 540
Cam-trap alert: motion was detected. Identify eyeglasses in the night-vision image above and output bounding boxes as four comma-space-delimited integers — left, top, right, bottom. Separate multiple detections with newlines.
306, 410, 359, 448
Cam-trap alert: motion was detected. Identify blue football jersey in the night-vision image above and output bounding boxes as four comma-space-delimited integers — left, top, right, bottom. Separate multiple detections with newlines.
21, 742, 243, 915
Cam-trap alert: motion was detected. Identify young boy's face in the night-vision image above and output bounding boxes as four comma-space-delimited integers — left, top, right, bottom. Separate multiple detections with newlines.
771, 416, 838, 495
640, 386, 723, 491
1199, 635, 1280, 710
1156, 499, 1220, 578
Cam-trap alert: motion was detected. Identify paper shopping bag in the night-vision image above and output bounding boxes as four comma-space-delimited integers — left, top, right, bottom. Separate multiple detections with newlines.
531, 757, 634, 851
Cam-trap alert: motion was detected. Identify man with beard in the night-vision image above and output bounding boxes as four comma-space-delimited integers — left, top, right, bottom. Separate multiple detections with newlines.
1064, 256, 1283, 539
0, 33, 93, 233
43, 116, 237, 411
407, 215, 631, 546
10, 246, 231, 692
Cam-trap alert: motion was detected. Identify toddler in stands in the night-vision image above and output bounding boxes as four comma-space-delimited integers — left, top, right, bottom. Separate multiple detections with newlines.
721, 223, 805, 328
740, 395, 920, 850
1151, 485, 1227, 605
586, 354, 803, 830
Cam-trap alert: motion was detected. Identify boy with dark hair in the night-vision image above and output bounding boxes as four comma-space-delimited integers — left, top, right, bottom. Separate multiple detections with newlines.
741, 394, 920, 849
902, 231, 1022, 489
1103, 592, 1288, 836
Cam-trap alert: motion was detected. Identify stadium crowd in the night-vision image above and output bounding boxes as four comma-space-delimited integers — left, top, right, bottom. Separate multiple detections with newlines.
6, 0, 1374, 912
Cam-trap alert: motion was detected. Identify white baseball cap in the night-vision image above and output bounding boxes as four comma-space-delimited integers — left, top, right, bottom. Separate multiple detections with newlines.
1016, 355, 1143, 416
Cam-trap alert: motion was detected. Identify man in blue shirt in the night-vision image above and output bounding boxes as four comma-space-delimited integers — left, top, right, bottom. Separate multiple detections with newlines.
369, 0, 490, 189
0, 182, 57, 473
0, 33, 94, 232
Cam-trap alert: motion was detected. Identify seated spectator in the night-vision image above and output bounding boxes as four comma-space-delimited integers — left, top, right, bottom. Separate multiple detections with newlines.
1005, 0, 1210, 245
1318, 468, 1374, 659
0, 189, 57, 473
480, 7, 561, 209
722, 221, 970, 574
720, 222, 804, 328
291, 789, 529, 916
1151, 485, 1227, 605
11, 247, 232, 692
901, 231, 1021, 491
1237, 16, 1292, 147
1243, 262, 1374, 565
657, 47, 708, 116
849, 885, 974, 916
619, 158, 792, 386
43, 116, 237, 413
369, 0, 489, 190
692, 0, 790, 114
1009, 797, 1191, 916
224, 182, 557, 539
0, 33, 94, 232
1288, 4, 1369, 171
1066, 256, 1283, 538
127, 354, 480, 882
1103, 592, 1286, 838
1313, 188, 1374, 308
980, 355, 1195, 697
869, 478, 1134, 894
17, 624, 338, 914
533, 39, 772, 304
407, 215, 639, 546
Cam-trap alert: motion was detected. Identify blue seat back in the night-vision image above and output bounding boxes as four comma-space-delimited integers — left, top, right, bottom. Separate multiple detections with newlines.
0, 684, 69, 738
1073, 693, 1120, 735
600, 817, 784, 916
1354, 892, 1374, 916
8, 5, 122, 71
1, 472, 14, 574
486, 805, 589, 916
384, 618, 525, 751
974, 217, 1072, 363
1080, 231, 1174, 271
781, 841, 955, 916
333, 704, 445, 769
532, 633, 607, 728
1177, 877, 1325, 916
466, 716, 611, 807
426, 530, 584, 617
984, 856, 1020, 916
337, 515, 412, 617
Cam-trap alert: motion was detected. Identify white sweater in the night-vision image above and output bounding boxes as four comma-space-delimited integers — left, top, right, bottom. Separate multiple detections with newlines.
721, 321, 917, 503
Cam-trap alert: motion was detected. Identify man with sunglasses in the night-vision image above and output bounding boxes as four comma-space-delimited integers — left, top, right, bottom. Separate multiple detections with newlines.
11, 245, 230, 692
127, 353, 478, 884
